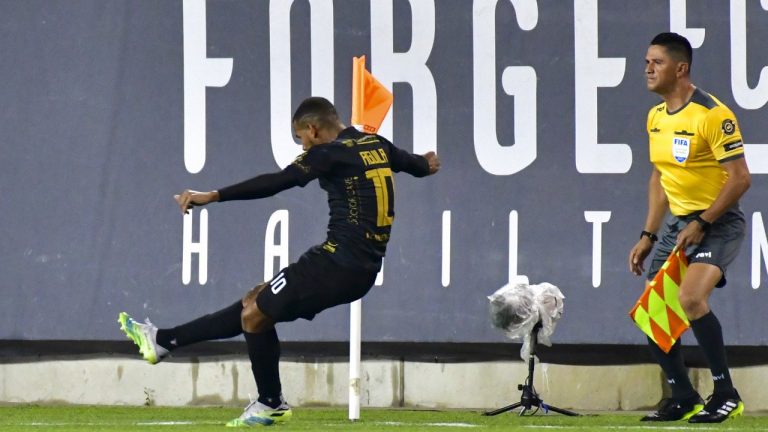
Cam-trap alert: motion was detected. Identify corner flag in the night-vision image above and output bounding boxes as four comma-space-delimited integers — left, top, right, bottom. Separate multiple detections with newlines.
351, 55, 393, 134
629, 248, 690, 353
349, 55, 393, 421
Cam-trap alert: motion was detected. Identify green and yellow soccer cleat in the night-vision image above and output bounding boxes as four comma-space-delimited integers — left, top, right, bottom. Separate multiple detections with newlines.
640, 396, 704, 421
117, 312, 168, 364
688, 391, 744, 423
226, 399, 292, 427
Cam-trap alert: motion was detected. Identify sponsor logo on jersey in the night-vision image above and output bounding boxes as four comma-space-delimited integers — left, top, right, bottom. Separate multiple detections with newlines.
724, 141, 743, 152
721, 119, 736, 135
673, 129, 695, 136
650, 127, 661, 133
672, 137, 690, 163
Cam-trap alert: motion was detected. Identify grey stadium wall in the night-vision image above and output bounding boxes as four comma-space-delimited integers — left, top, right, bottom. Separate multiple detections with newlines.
1, 0, 767, 350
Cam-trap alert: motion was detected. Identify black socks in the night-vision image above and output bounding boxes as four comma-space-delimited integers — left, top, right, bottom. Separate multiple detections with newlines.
648, 310, 736, 400
690, 311, 735, 397
647, 337, 698, 400
156, 300, 244, 350
244, 329, 283, 408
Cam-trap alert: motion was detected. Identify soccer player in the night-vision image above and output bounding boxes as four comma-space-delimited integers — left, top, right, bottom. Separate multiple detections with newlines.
628, 33, 751, 423
118, 97, 440, 426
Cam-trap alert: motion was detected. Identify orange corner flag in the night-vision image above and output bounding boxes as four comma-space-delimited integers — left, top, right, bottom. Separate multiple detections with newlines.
629, 248, 690, 353
351, 56, 393, 134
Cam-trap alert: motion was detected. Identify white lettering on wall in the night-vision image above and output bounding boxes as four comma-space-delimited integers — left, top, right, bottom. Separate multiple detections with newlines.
182, 0, 233, 174
442, 210, 451, 287
472, 0, 538, 175
574, 0, 631, 173
731, 0, 768, 174
585, 211, 611, 287
509, 210, 519, 283
371, 0, 436, 154
270, 0, 335, 168
752, 212, 767, 289
264, 209, 290, 280
670, 0, 705, 48
182, 209, 209, 285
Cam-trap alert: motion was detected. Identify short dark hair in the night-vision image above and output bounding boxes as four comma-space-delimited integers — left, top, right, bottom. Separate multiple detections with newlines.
292, 97, 340, 129
650, 32, 693, 69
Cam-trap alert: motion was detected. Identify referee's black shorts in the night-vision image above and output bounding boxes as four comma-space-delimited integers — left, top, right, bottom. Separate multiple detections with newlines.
256, 246, 378, 322
647, 205, 745, 288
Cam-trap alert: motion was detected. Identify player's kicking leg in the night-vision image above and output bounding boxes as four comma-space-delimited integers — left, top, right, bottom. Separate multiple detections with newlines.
117, 312, 169, 364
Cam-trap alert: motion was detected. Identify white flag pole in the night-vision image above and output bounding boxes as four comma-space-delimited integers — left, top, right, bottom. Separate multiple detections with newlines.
348, 299, 362, 421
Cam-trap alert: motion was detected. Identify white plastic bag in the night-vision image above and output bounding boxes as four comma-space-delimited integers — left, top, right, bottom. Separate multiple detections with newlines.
488, 277, 565, 360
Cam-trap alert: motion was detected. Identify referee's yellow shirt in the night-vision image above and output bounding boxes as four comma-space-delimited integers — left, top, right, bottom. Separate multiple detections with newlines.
647, 88, 745, 216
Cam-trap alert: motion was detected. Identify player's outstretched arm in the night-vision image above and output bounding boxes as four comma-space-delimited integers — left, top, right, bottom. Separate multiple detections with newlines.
387, 140, 439, 178
174, 165, 316, 214
174, 190, 219, 215
422, 151, 440, 175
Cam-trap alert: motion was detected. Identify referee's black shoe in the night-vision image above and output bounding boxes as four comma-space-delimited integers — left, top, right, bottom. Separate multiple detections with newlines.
640, 395, 704, 421
688, 391, 744, 423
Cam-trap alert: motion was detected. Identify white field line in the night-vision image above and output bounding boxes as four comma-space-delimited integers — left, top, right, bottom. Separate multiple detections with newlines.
18, 420, 223, 426
373, 421, 480, 428
523, 425, 739, 430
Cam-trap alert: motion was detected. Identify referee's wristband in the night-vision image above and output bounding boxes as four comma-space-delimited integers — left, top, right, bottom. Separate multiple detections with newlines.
693, 214, 712, 232
640, 230, 658, 242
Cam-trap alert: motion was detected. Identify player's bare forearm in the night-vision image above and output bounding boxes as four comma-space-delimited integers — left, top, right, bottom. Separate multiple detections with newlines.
174, 190, 220, 214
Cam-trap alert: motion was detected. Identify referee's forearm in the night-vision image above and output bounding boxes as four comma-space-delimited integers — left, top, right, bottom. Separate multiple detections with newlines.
643, 170, 667, 233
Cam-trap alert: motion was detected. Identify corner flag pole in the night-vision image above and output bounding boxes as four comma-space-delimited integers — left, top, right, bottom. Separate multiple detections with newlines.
348, 55, 393, 421
349, 299, 362, 421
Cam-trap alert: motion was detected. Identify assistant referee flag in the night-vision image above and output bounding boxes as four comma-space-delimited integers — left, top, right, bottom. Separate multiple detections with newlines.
629, 248, 690, 353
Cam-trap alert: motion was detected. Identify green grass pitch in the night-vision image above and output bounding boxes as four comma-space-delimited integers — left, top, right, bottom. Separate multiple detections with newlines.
0, 405, 766, 431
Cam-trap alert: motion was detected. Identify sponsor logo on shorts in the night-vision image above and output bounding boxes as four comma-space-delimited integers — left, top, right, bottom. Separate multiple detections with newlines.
695, 251, 712, 259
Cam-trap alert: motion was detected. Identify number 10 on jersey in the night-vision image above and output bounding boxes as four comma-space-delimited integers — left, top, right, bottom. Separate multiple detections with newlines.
365, 168, 395, 227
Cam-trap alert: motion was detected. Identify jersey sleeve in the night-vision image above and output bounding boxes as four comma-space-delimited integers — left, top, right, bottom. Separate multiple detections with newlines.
290, 147, 333, 185
217, 168, 303, 201
700, 105, 745, 162
380, 136, 430, 177
217, 149, 332, 201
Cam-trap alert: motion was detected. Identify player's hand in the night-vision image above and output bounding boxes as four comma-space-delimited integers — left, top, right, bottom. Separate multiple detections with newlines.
174, 190, 219, 214
676, 221, 705, 251
423, 151, 440, 174
628, 238, 653, 276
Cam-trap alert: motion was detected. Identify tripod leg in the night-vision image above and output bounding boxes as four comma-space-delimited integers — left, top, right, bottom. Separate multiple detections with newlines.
483, 402, 522, 416
542, 404, 580, 416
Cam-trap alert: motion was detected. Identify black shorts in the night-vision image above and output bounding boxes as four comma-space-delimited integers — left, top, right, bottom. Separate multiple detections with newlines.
256, 246, 378, 322
647, 205, 746, 287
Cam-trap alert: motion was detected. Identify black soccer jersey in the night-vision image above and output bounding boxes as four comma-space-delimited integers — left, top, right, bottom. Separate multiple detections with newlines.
218, 127, 430, 271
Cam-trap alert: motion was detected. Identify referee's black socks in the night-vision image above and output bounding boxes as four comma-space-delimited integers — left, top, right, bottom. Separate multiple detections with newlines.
647, 338, 698, 400
690, 310, 736, 397
244, 329, 283, 408
156, 300, 244, 350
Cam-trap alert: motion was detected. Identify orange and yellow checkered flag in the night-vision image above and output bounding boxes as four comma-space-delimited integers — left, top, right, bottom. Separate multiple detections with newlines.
629, 248, 690, 353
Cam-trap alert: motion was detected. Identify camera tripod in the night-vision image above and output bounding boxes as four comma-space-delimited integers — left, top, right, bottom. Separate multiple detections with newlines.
483, 323, 579, 417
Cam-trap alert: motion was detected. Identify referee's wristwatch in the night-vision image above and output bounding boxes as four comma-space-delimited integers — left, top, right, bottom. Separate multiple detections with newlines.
693, 214, 712, 232
640, 230, 658, 243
